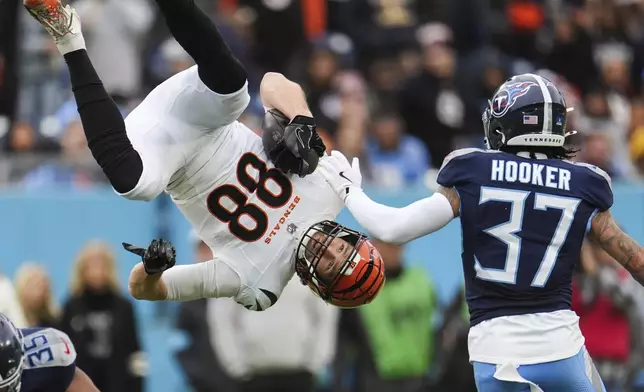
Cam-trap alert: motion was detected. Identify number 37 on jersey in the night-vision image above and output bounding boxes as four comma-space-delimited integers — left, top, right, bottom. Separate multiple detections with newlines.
475, 187, 581, 287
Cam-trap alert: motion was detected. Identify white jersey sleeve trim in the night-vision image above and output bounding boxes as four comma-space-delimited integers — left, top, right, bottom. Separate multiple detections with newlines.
438, 148, 485, 174
565, 161, 613, 190
344, 190, 455, 244
162, 257, 243, 301
23, 328, 77, 369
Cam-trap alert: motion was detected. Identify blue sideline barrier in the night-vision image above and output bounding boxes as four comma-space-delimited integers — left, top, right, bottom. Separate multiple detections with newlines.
0, 182, 642, 391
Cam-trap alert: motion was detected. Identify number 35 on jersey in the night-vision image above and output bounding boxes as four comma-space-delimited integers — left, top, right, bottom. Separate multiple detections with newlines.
21, 328, 76, 369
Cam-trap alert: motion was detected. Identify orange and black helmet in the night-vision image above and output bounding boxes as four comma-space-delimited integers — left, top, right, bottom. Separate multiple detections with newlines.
295, 220, 385, 308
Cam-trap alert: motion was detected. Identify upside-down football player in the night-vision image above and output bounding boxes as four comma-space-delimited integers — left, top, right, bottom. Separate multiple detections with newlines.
317, 74, 644, 391
24, 0, 385, 311
0, 313, 98, 392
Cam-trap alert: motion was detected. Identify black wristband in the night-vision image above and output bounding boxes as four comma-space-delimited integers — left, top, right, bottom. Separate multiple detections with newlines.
291, 115, 315, 126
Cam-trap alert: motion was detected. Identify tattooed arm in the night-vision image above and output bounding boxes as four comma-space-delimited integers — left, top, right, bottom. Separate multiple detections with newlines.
343, 185, 459, 244
437, 186, 461, 217
587, 210, 644, 286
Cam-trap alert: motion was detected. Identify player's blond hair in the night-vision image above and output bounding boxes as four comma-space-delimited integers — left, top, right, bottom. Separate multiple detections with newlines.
14, 262, 59, 327
70, 240, 121, 296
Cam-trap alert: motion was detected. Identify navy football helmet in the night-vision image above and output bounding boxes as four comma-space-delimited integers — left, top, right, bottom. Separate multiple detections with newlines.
483, 73, 571, 151
0, 314, 23, 392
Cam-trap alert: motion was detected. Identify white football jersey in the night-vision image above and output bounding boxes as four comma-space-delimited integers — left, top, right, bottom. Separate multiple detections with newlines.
119, 66, 343, 310
22, 328, 77, 370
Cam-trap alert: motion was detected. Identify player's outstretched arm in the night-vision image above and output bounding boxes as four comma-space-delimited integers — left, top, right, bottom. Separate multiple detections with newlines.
125, 239, 242, 302
260, 72, 313, 119
588, 210, 644, 286
345, 186, 458, 244
128, 262, 168, 301
129, 261, 244, 302
319, 151, 459, 244
66, 367, 99, 392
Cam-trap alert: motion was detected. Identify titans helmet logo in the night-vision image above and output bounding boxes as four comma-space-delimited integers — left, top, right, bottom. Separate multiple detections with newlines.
489, 81, 539, 117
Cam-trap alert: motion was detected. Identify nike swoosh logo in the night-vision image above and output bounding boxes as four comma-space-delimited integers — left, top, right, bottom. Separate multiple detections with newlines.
339, 171, 353, 184
296, 127, 311, 150
61, 338, 70, 355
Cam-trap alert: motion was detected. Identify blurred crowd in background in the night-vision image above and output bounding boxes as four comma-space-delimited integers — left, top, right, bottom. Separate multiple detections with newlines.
1, 0, 643, 188
1, 0, 644, 391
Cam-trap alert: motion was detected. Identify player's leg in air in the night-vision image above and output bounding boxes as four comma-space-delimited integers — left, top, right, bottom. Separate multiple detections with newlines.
23, 0, 247, 197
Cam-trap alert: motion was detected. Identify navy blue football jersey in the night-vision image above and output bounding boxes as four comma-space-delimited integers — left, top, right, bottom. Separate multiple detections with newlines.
437, 148, 613, 326
20, 328, 77, 392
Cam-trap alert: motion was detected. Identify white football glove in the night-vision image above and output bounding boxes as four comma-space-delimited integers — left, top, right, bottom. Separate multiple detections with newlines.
318, 150, 363, 202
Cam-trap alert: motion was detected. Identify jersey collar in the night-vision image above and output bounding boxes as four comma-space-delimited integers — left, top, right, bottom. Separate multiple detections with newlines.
516, 151, 548, 160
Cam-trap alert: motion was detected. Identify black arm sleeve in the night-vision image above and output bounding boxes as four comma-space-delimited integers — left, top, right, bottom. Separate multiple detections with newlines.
154, 0, 246, 94
64, 50, 142, 193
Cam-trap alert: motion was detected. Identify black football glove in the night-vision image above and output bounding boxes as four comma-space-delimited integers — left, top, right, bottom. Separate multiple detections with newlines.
123, 238, 176, 275
281, 115, 326, 177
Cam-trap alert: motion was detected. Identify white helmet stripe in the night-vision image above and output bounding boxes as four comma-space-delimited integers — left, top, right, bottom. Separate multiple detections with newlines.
529, 73, 553, 134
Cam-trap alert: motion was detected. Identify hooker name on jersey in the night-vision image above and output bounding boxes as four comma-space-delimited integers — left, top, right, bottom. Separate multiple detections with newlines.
491, 159, 571, 190
437, 148, 613, 326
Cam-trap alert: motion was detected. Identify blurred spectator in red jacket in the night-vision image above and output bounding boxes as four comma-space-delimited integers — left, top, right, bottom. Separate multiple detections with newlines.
573, 239, 644, 391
